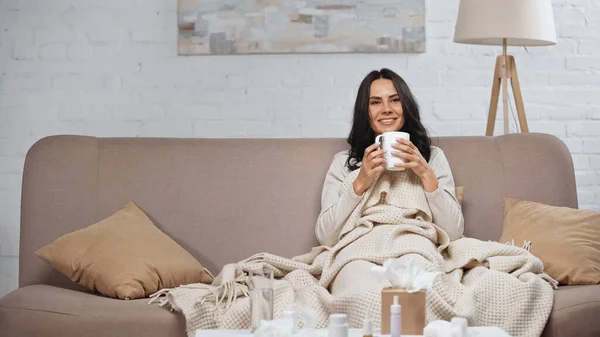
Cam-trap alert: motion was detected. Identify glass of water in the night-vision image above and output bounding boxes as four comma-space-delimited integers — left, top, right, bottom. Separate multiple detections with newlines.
250, 287, 273, 331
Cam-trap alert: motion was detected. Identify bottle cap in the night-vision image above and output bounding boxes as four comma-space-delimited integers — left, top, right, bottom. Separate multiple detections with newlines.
451, 317, 468, 328
329, 313, 348, 326
391, 295, 401, 314
281, 311, 295, 320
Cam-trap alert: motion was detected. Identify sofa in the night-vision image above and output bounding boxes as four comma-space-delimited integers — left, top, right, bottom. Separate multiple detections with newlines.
0, 132, 598, 337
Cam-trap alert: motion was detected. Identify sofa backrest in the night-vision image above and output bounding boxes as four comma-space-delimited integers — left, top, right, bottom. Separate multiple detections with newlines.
19, 133, 577, 289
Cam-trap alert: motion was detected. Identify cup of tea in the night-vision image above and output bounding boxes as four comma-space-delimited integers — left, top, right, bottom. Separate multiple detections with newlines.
375, 131, 410, 171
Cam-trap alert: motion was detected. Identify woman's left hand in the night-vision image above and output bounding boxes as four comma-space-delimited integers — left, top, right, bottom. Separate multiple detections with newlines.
391, 138, 439, 191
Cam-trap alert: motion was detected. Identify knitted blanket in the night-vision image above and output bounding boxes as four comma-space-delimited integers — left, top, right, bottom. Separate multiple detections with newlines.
151, 169, 557, 337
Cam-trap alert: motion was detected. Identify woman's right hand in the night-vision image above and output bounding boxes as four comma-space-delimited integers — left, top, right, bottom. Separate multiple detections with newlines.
353, 143, 386, 196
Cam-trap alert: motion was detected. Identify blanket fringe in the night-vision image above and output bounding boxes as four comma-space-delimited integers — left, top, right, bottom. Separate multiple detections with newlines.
148, 288, 173, 309
504, 239, 532, 252
243, 252, 266, 263
543, 272, 560, 290
207, 280, 250, 315
148, 282, 241, 312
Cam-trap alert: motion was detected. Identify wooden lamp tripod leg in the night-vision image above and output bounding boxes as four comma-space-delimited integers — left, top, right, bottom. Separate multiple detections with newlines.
486, 58, 502, 136
509, 57, 529, 133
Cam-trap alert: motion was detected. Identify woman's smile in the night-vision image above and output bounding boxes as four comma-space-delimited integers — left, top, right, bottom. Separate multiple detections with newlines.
378, 117, 398, 126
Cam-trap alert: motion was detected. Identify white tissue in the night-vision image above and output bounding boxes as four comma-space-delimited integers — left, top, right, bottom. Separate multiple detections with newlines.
371, 255, 440, 293
253, 318, 295, 337
253, 304, 318, 337
424, 319, 514, 337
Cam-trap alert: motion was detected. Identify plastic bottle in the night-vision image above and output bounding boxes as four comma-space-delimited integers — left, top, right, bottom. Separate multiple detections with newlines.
297, 305, 317, 337
390, 295, 402, 337
363, 310, 373, 337
328, 313, 349, 337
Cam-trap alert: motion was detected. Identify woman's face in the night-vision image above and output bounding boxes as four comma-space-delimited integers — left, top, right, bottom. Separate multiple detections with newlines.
368, 78, 405, 136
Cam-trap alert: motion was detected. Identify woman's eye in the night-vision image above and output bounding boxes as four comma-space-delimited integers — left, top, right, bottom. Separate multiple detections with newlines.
370, 101, 380, 105
392, 98, 401, 102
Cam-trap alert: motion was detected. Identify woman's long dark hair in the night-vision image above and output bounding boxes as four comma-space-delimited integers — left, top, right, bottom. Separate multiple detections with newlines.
345, 68, 432, 171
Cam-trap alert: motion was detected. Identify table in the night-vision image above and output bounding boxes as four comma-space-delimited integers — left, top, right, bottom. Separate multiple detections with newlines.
195, 329, 423, 337
195, 326, 511, 337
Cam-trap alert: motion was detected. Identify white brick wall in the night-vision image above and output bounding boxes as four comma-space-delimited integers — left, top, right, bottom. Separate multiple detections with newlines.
1, 0, 599, 297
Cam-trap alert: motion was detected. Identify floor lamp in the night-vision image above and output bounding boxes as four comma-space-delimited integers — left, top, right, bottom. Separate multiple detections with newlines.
453, 0, 556, 136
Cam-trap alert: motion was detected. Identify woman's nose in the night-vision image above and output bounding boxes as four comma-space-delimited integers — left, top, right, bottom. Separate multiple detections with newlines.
382, 102, 392, 113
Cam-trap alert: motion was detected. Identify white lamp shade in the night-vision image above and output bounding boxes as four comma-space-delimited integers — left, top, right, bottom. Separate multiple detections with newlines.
454, 0, 557, 46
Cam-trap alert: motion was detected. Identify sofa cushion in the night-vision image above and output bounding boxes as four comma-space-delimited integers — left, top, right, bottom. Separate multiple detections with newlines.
34, 201, 214, 300
541, 285, 600, 337
0, 284, 186, 337
499, 197, 600, 285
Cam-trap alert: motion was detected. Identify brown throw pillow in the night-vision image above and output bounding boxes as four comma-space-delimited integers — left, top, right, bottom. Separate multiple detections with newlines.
35, 201, 214, 300
499, 197, 600, 285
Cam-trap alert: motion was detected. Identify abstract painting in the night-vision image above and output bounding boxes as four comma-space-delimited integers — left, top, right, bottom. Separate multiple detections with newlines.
177, 0, 426, 55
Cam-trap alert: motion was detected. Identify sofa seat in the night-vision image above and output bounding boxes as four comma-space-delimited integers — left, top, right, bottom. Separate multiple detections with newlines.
542, 285, 600, 337
2, 284, 600, 337
0, 284, 186, 337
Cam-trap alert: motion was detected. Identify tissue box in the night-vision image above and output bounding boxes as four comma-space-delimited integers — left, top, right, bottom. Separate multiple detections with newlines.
380, 288, 426, 335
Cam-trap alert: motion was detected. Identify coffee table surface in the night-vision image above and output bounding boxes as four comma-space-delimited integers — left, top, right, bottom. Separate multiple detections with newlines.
195, 326, 511, 337
194, 328, 423, 337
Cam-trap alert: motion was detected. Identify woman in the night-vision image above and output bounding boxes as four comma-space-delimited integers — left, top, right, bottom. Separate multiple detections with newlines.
315, 68, 464, 247
158, 69, 550, 335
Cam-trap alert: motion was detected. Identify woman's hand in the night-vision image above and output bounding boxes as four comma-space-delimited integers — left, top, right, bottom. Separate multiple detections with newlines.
353, 143, 386, 196
391, 138, 439, 192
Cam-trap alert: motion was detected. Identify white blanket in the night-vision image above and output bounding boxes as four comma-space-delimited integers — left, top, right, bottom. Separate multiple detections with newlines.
151, 169, 557, 337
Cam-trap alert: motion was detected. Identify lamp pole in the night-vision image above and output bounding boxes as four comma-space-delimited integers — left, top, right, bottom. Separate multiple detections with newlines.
502, 38, 509, 134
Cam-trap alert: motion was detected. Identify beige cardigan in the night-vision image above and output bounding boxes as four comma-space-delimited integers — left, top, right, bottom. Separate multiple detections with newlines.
315, 146, 464, 246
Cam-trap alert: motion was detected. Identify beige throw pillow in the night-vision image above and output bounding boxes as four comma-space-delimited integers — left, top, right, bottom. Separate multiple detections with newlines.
499, 197, 600, 285
35, 201, 214, 300
455, 186, 464, 205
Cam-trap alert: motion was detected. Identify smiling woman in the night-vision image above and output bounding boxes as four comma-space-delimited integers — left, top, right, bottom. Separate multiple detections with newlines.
347, 68, 432, 171
369, 79, 405, 130
314, 68, 464, 247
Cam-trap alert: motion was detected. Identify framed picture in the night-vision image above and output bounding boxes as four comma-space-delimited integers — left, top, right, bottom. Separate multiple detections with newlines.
177, 0, 426, 55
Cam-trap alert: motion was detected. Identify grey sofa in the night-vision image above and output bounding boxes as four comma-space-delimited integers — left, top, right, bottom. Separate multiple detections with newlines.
0, 133, 598, 337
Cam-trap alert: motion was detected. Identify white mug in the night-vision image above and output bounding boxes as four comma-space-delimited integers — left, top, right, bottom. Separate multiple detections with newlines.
375, 131, 410, 171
